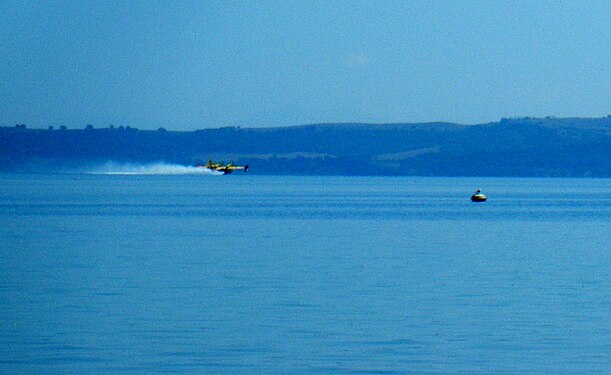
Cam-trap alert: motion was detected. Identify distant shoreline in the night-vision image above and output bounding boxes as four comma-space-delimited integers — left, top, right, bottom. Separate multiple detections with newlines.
2, 117, 610, 177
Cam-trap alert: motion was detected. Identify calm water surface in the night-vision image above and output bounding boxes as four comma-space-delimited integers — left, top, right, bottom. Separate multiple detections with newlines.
0, 174, 609, 374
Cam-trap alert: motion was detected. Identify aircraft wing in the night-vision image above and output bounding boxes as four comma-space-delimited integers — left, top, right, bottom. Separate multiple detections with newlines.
197, 161, 248, 173
227, 165, 249, 172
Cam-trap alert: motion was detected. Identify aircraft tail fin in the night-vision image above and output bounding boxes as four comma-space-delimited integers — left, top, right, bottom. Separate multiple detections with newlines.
244, 165, 249, 172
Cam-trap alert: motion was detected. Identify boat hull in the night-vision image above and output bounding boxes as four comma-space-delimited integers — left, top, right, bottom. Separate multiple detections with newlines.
471, 194, 487, 202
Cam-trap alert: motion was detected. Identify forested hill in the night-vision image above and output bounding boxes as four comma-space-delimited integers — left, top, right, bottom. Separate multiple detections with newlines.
1, 117, 610, 177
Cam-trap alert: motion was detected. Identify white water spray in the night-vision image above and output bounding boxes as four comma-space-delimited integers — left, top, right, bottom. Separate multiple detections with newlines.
88, 162, 223, 175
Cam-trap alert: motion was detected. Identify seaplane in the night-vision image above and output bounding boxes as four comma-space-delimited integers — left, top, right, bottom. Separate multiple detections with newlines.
196, 160, 249, 174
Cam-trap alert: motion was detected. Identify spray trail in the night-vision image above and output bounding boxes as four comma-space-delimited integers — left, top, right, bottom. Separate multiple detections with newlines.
89, 162, 223, 175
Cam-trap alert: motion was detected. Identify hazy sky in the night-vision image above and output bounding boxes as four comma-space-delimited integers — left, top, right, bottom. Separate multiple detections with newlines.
1, 0, 609, 130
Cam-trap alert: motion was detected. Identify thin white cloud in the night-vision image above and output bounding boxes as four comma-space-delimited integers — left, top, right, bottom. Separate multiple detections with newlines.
344, 52, 370, 67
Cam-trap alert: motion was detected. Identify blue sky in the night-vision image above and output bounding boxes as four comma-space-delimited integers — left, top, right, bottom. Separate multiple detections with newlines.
1, 0, 609, 130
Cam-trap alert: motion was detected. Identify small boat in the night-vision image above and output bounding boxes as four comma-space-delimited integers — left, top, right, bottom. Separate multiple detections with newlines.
471, 193, 487, 202
471, 189, 487, 202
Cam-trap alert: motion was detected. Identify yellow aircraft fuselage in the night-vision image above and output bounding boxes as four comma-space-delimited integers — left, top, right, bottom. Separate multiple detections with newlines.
196, 160, 249, 174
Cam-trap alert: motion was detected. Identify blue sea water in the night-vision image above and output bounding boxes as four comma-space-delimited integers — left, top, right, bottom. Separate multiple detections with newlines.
0, 173, 609, 374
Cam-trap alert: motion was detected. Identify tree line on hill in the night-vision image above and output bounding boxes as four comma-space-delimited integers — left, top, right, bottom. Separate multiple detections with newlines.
1, 117, 609, 177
